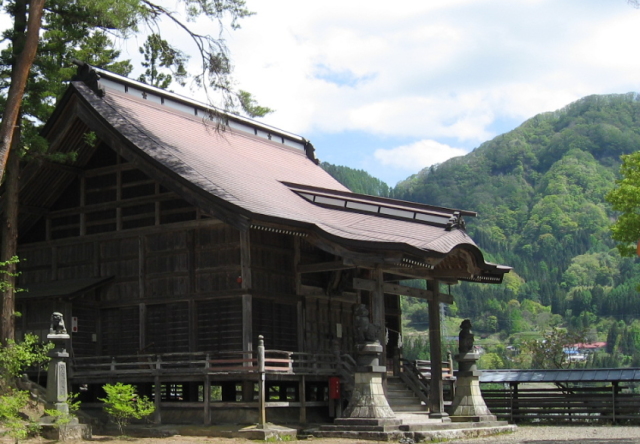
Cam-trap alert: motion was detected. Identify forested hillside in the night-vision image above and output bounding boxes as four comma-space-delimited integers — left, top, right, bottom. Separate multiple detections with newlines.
320, 162, 391, 197
323, 93, 640, 367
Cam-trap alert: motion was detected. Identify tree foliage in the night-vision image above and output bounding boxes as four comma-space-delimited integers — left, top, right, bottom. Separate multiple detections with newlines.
0, 0, 268, 343
606, 151, 640, 256
390, 93, 640, 338
521, 328, 587, 369
321, 162, 392, 197
99, 383, 155, 435
326, 93, 640, 368
138, 33, 188, 89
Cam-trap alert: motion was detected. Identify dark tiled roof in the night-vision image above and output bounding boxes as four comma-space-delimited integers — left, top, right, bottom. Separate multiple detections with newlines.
61, 69, 510, 277
480, 368, 640, 383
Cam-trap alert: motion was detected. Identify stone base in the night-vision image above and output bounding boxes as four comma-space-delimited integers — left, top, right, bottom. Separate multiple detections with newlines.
334, 417, 402, 427
236, 424, 297, 440
40, 423, 92, 441
343, 372, 395, 419
450, 375, 493, 419
429, 411, 451, 421
450, 415, 497, 423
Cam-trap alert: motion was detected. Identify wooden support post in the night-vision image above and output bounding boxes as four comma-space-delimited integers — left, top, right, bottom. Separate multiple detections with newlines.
139, 303, 146, 352
242, 381, 254, 402
370, 267, 386, 354
299, 375, 307, 424
612, 381, 618, 424
258, 335, 266, 428
511, 382, 518, 423
204, 375, 211, 426
427, 279, 447, 419
297, 300, 304, 353
242, 294, 253, 365
80, 176, 86, 236
154, 375, 162, 425
138, 236, 146, 299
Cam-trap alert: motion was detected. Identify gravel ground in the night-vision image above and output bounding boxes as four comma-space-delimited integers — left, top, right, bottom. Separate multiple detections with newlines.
450, 425, 640, 443
3, 425, 640, 444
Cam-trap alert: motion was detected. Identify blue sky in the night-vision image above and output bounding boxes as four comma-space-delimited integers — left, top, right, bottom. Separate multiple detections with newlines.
109, 1, 640, 185
213, 0, 640, 186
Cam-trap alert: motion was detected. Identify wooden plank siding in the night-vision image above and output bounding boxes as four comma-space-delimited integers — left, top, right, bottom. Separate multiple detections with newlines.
16, 147, 360, 361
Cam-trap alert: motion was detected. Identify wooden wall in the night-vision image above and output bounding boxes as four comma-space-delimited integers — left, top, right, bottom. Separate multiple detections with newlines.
15, 143, 363, 359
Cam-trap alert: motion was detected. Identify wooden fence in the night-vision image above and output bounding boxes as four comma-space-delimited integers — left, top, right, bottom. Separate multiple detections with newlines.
71, 350, 339, 379
482, 384, 640, 423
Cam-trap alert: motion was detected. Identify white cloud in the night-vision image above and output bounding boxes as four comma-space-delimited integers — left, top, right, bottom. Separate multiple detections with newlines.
224, 0, 640, 145
374, 140, 468, 171
129, 0, 640, 183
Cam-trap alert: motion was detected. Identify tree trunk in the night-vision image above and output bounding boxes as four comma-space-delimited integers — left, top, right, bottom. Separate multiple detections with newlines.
0, 136, 21, 344
0, 0, 44, 343
0, 0, 45, 183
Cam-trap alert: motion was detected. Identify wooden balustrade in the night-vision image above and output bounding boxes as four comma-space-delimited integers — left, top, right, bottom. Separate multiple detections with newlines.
71, 350, 340, 377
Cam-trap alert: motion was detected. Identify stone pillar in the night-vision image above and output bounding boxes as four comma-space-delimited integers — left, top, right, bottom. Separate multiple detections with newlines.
450, 319, 495, 422
45, 313, 71, 414
449, 352, 496, 422
46, 345, 70, 414
332, 342, 401, 430
41, 312, 92, 440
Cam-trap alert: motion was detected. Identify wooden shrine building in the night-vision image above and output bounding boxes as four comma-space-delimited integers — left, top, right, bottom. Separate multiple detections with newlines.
12, 63, 510, 424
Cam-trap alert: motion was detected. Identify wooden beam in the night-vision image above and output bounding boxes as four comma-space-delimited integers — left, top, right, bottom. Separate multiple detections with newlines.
240, 229, 252, 289
19, 205, 47, 215
428, 279, 447, 419
297, 261, 354, 274
352, 278, 454, 304
370, 268, 386, 349
306, 234, 403, 265
43, 161, 83, 176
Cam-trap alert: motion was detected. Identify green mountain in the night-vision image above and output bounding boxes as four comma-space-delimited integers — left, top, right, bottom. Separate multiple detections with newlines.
323, 93, 640, 366
320, 162, 391, 197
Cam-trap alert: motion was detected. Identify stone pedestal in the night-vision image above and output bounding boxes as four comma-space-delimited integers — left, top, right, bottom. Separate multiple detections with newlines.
331, 342, 400, 430
46, 334, 71, 413
449, 352, 496, 422
40, 331, 92, 441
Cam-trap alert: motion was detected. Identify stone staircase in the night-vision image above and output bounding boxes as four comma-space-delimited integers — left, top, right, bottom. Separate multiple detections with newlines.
385, 376, 428, 413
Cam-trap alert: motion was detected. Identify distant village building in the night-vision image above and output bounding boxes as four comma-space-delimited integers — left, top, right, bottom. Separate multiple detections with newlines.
13, 63, 510, 424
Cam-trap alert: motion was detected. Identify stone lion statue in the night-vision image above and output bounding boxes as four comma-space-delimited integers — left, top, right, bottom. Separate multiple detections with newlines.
458, 319, 474, 354
49, 312, 67, 335
353, 304, 381, 344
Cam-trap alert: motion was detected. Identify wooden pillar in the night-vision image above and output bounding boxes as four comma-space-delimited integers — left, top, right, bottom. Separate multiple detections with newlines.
240, 229, 252, 289
370, 267, 386, 353
258, 335, 266, 427
612, 381, 618, 424
139, 303, 146, 352
427, 279, 448, 418
154, 375, 162, 425
299, 375, 307, 424
240, 228, 253, 358
203, 374, 211, 425
242, 294, 253, 355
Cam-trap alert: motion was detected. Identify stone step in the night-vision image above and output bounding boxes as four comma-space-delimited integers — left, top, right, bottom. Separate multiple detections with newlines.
387, 385, 411, 392
320, 424, 400, 432
391, 404, 428, 412
387, 397, 422, 406
400, 420, 510, 432
386, 390, 416, 398
310, 424, 517, 441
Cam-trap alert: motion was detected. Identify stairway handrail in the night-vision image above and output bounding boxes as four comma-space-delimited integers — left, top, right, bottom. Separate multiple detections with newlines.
399, 359, 431, 405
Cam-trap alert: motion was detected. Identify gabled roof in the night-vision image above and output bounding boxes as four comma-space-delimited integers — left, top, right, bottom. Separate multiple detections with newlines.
29, 63, 510, 282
